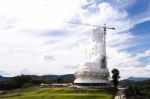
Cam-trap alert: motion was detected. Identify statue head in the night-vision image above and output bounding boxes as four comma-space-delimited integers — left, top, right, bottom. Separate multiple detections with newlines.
93, 27, 104, 43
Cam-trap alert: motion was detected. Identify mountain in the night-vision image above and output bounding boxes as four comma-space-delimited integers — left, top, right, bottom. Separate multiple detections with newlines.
0, 74, 75, 83
0, 75, 9, 81
34, 74, 75, 82
128, 77, 150, 81
59, 74, 75, 82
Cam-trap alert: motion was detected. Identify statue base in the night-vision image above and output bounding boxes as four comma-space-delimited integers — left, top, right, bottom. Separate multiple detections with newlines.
74, 83, 110, 88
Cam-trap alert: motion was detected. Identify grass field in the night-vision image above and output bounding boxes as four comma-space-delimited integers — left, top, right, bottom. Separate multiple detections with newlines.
0, 87, 114, 99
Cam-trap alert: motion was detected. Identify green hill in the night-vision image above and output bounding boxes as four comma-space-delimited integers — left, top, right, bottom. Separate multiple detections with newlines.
0, 87, 114, 99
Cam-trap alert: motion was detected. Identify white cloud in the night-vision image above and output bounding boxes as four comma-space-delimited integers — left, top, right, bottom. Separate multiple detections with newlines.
0, 0, 88, 76
0, 0, 149, 79
0, 0, 86, 29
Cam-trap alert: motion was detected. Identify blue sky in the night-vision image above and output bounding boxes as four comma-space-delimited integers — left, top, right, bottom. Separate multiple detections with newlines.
0, 0, 150, 79
127, 0, 150, 16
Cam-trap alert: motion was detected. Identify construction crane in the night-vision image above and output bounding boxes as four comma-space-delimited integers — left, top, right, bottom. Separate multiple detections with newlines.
68, 22, 115, 43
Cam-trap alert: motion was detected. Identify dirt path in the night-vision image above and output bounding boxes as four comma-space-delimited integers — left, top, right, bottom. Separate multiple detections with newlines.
114, 88, 126, 99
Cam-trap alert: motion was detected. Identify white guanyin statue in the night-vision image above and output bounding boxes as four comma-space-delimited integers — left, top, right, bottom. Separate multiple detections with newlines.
74, 27, 110, 88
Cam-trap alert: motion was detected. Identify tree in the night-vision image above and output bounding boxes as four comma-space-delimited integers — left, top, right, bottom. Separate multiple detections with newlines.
11, 75, 32, 88
111, 68, 120, 88
56, 76, 63, 83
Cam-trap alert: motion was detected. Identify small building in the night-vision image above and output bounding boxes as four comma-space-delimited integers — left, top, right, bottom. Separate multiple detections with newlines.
50, 83, 71, 87
40, 83, 50, 87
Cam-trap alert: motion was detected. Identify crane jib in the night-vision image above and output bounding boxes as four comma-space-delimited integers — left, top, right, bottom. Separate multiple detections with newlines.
68, 22, 115, 30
